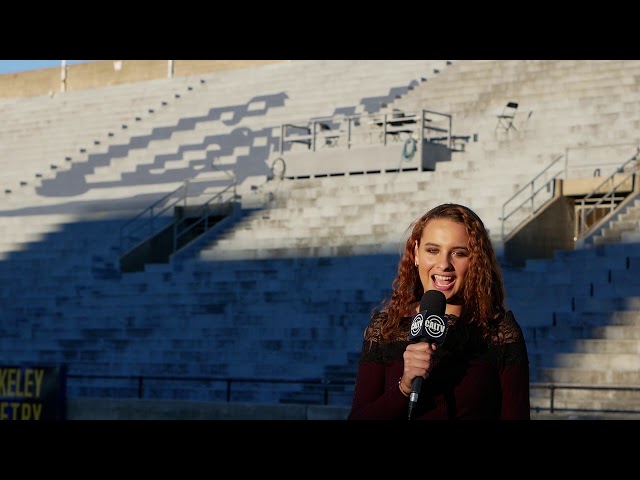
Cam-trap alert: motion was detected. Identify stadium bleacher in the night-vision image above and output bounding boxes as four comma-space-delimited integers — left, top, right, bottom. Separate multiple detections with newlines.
2, 60, 640, 419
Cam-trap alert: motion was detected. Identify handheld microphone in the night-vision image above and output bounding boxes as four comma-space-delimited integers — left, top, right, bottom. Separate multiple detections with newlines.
407, 289, 448, 420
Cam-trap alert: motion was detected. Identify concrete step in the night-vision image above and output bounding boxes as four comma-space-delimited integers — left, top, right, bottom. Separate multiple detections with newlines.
530, 385, 640, 415
571, 338, 640, 354
535, 367, 640, 384
547, 352, 640, 370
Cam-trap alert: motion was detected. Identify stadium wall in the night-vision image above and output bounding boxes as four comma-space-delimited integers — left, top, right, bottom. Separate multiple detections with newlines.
0, 60, 286, 99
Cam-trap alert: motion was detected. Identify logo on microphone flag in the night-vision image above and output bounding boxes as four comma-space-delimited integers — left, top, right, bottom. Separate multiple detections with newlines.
410, 313, 446, 341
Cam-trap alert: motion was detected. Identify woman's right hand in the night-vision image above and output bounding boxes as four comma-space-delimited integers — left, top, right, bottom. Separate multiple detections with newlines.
400, 342, 438, 394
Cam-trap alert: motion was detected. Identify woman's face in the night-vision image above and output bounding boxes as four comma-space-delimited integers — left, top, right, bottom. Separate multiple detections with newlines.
414, 218, 471, 308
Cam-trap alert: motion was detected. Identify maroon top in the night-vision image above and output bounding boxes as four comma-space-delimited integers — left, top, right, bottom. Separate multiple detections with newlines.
348, 310, 531, 420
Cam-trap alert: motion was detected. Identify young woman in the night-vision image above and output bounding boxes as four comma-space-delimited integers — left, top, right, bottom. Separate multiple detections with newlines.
348, 203, 530, 420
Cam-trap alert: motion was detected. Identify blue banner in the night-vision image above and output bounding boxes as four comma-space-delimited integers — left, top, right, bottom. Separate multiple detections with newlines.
0, 365, 67, 420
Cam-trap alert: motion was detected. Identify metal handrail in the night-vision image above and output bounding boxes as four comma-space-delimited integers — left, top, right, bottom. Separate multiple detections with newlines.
119, 179, 237, 256
68, 373, 354, 406
501, 147, 640, 243
279, 109, 458, 153
501, 155, 565, 240
119, 184, 187, 254
575, 151, 640, 239
171, 183, 237, 255
530, 382, 640, 415
65, 373, 640, 415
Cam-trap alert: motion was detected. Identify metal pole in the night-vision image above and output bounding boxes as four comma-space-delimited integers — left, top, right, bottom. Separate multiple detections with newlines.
168, 60, 174, 79
60, 60, 67, 93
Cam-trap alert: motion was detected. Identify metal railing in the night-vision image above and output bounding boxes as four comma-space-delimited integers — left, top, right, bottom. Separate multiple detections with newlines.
68, 373, 354, 406
574, 150, 640, 239
171, 183, 237, 254
530, 382, 640, 415
119, 179, 237, 257
501, 145, 640, 242
278, 109, 463, 153
66, 373, 640, 415
501, 154, 565, 240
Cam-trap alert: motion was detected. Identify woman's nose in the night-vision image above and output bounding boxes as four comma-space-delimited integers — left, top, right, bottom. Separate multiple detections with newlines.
436, 254, 453, 269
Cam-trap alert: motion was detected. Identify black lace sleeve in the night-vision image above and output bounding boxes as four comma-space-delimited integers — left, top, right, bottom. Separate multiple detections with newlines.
349, 312, 411, 420
490, 310, 529, 368
360, 311, 386, 363
491, 310, 531, 419
360, 311, 412, 363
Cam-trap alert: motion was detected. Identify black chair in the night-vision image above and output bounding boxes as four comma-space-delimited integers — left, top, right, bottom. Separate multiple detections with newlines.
318, 122, 341, 147
496, 101, 519, 132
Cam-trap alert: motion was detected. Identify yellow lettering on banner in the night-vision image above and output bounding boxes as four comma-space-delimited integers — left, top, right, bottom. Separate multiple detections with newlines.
7, 369, 17, 396
0, 401, 21, 420
14, 368, 24, 397
20, 403, 42, 420
33, 369, 44, 397
22, 368, 44, 398
23, 369, 34, 397
0, 368, 46, 398
0, 368, 19, 397
0, 402, 44, 420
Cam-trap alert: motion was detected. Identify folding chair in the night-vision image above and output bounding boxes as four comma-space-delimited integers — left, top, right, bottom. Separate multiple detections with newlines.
318, 122, 341, 147
495, 101, 519, 132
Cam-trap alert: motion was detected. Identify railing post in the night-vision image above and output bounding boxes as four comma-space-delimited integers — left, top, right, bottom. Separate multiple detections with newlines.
60, 60, 67, 93
383, 114, 388, 146
312, 121, 317, 151
529, 180, 535, 213
280, 125, 285, 154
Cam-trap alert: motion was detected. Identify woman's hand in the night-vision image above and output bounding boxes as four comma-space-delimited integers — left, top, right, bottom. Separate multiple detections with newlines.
399, 342, 438, 395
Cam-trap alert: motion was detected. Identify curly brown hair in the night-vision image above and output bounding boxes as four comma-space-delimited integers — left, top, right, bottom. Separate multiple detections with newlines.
376, 203, 506, 342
